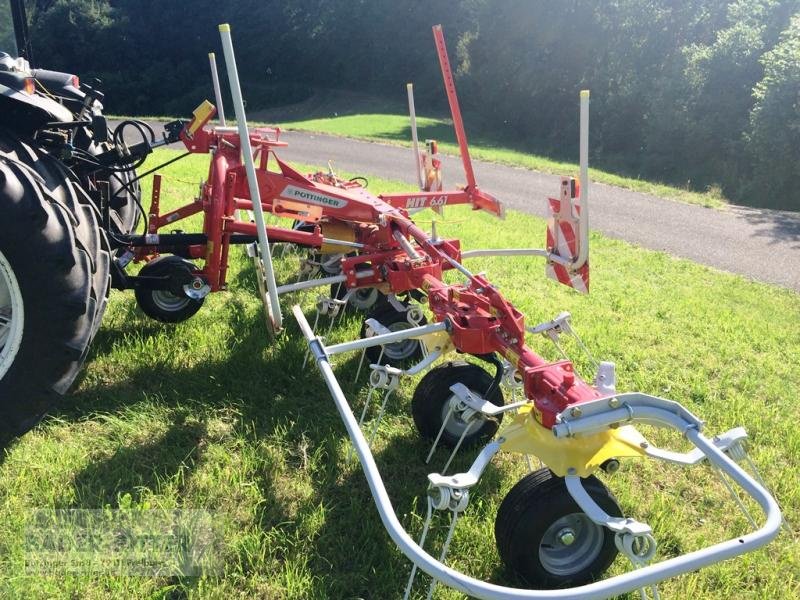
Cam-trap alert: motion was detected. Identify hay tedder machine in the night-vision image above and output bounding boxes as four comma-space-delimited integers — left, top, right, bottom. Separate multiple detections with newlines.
0, 4, 783, 597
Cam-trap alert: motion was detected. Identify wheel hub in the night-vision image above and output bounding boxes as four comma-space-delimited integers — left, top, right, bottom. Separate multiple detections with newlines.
441, 394, 478, 437
538, 512, 605, 576
0, 250, 24, 380
151, 289, 191, 312
557, 527, 576, 546
381, 321, 418, 360
183, 277, 211, 300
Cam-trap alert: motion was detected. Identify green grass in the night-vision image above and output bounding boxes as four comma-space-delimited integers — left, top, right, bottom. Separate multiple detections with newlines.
281, 113, 728, 210
0, 149, 797, 599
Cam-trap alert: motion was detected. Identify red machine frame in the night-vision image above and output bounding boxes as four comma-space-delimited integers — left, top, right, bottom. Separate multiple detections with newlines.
118, 22, 782, 600
135, 24, 595, 431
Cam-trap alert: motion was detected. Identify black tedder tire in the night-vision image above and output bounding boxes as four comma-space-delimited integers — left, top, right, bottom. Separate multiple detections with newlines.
494, 468, 621, 589
360, 304, 427, 365
134, 256, 204, 323
411, 361, 504, 448
331, 282, 386, 312
0, 134, 111, 445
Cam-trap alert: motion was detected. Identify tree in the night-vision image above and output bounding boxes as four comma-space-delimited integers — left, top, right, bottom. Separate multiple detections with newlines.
747, 13, 800, 209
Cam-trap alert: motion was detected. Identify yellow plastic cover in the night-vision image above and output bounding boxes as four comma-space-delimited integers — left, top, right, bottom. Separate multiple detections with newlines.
189, 100, 216, 135
498, 405, 647, 477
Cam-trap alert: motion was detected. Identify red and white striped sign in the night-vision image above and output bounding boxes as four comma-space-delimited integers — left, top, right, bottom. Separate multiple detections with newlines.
546, 194, 590, 294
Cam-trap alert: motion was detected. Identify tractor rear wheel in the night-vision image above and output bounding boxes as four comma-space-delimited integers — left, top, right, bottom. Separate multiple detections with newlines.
0, 136, 110, 445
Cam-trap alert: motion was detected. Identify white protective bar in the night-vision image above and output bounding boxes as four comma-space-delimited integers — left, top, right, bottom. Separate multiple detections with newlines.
407, 83, 424, 190
219, 24, 282, 330
321, 237, 365, 249
461, 248, 572, 266
275, 269, 376, 296
324, 320, 448, 356
208, 52, 226, 126
574, 90, 590, 270
292, 302, 782, 600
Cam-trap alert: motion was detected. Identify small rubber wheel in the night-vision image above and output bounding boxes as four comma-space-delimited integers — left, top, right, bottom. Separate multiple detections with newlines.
134, 256, 204, 323
359, 305, 426, 364
331, 282, 386, 312
495, 468, 622, 588
411, 361, 504, 448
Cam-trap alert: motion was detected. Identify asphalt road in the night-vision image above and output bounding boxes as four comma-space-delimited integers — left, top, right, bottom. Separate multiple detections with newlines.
128, 122, 800, 291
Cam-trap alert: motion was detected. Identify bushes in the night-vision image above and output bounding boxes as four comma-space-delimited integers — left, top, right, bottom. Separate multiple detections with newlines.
747, 14, 800, 209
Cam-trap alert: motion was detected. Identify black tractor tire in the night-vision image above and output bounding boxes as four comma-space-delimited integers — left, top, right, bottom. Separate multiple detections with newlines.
0, 135, 111, 445
495, 468, 622, 589
134, 256, 205, 323
105, 167, 141, 235
80, 138, 142, 236
411, 361, 504, 448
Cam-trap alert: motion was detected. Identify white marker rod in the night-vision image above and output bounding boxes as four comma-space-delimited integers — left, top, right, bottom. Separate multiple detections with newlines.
218, 24, 282, 330
208, 52, 226, 126
407, 83, 424, 190
574, 90, 590, 270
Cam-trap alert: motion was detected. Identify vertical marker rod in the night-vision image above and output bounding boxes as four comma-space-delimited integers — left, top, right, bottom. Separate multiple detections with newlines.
208, 52, 227, 126
218, 23, 282, 330
432, 24, 476, 189
407, 83, 424, 190
574, 90, 590, 270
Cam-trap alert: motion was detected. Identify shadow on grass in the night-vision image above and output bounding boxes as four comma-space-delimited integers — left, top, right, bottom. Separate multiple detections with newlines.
72, 417, 208, 507
23, 269, 522, 596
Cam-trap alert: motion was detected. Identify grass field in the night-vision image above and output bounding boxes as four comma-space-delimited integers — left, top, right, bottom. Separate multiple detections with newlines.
0, 149, 797, 599
280, 113, 728, 210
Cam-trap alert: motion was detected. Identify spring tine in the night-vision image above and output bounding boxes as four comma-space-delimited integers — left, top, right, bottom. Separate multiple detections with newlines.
425, 510, 460, 600
334, 295, 349, 328
742, 454, 769, 489
636, 584, 661, 600
367, 388, 395, 448
569, 327, 599, 370
354, 349, 367, 383
325, 304, 341, 338
426, 405, 455, 464
358, 386, 377, 429
403, 497, 434, 600
710, 464, 757, 528
525, 455, 534, 472
741, 454, 791, 532
441, 420, 475, 475
346, 386, 378, 464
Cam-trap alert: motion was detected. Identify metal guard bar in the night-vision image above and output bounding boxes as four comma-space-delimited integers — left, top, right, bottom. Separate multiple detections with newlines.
461, 248, 572, 267
292, 305, 782, 600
